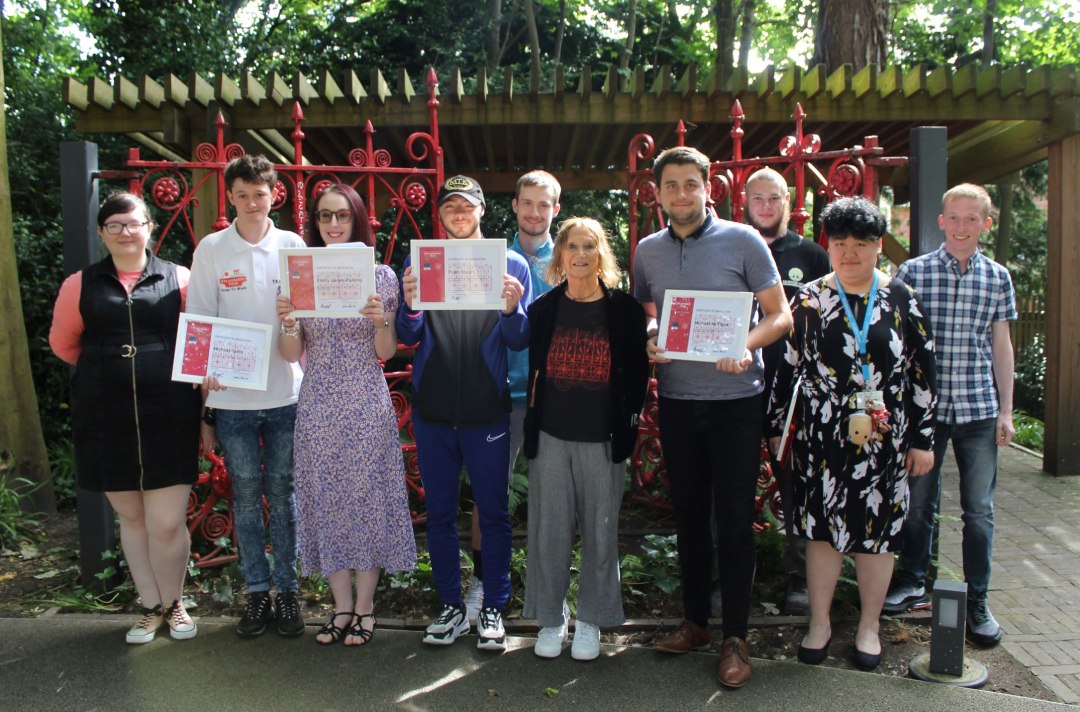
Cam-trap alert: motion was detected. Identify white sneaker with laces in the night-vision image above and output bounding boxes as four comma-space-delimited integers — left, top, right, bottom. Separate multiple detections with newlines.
477, 606, 507, 651
571, 620, 600, 661
534, 601, 570, 658
164, 599, 198, 640
125, 605, 164, 645
423, 603, 470, 646
464, 576, 484, 625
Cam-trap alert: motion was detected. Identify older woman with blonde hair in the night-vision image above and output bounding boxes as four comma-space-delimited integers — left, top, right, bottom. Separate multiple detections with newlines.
522, 217, 649, 661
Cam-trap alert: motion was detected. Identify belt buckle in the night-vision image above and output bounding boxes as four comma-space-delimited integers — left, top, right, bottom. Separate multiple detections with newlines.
121, 344, 137, 358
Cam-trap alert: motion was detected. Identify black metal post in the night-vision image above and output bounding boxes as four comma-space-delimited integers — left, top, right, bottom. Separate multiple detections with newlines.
60, 141, 121, 591
909, 127, 948, 257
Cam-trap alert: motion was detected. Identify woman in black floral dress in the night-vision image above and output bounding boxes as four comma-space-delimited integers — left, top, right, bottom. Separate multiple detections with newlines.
768, 197, 937, 671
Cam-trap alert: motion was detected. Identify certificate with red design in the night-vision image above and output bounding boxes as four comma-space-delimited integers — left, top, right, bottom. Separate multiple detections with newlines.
410, 239, 506, 310
171, 314, 273, 390
278, 245, 376, 318
657, 290, 753, 363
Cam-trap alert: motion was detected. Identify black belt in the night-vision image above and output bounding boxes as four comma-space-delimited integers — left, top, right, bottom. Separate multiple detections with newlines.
82, 342, 168, 358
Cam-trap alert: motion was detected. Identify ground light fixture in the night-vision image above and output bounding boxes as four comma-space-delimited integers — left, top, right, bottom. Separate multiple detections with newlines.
908, 580, 989, 688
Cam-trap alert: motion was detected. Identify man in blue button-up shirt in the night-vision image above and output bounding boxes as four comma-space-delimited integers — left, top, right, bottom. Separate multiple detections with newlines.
886, 183, 1017, 648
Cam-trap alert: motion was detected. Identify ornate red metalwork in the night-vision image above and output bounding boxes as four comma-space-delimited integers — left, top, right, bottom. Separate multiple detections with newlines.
627, 104, 907, 531
98, 71, 444, 566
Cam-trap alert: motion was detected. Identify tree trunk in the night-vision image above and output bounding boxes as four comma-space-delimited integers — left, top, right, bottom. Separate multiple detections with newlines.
982, 0, 997, 66
995, 177, 1014, 265
811, 0, 888, 72
523, 0, 541, 68
487, 0, 503, 67
737, 0, 756, 68
0, 21, 55, 514
553, 0, 566, 66
714, 0, 736, 69
619, 0, 638, 73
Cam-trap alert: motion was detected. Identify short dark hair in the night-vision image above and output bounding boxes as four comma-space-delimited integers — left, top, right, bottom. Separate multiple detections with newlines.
97, 192, 150, 227
819, 196, 886, 241
652, 146, 711, 186
307, 183, 374, 248
224, 154, 277, 191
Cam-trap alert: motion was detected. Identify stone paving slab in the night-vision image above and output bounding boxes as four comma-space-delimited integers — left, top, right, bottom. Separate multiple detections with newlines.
937, 445, 1080, 705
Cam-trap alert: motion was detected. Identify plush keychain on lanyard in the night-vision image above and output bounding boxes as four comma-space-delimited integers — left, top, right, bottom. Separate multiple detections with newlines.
835, 273, 885, 447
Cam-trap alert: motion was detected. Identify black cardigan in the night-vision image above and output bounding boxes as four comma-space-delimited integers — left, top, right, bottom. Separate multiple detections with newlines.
523, 282, 650, 463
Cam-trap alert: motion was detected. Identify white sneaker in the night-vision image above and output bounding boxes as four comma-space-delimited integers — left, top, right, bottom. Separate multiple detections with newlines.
464, 576, 484, 625
423, 604, 470, 646
477, 606, 507, 651
125, 605, 164, 645
571, 620, 601, 661
534, 602, 570, 659
163, 599, 198, 640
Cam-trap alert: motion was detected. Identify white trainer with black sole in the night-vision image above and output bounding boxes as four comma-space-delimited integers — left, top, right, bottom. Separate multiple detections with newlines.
423, 603, 470, 646
477, 606, 507, 651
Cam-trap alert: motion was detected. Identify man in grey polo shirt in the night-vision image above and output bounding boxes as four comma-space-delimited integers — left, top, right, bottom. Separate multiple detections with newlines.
633, 146, 791, 688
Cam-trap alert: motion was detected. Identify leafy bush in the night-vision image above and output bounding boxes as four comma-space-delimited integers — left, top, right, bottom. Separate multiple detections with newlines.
1012, 411, 1045, 452
0, 452, 45, 549
1014, 335, 1045, 420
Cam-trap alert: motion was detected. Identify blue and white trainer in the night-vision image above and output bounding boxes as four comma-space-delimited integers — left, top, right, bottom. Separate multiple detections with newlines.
423, 603, 470, 646
883, 583, 931, 614
477, 606, 507, 651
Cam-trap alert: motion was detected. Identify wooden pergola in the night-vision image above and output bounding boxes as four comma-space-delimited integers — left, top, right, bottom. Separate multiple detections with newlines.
64, 62, 1080, 474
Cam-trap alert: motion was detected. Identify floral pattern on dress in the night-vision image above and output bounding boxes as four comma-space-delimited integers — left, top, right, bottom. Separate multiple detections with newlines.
769, 277, 936, 554
294, 264, 417, 576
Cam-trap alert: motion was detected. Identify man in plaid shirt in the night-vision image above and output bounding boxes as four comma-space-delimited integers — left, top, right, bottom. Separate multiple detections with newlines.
884, 183, 1017, 648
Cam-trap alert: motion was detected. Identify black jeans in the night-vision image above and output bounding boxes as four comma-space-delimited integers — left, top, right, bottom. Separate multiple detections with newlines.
658, 394, 761, 639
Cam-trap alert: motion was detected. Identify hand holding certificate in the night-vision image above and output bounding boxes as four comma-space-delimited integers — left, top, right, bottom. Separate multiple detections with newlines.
172, 314, 273, 391
408, 239, 508, 310
656, 289, 754, 366
278, 245, 376, 318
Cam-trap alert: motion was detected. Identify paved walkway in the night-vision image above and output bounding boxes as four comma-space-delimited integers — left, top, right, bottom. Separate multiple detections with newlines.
937, 444, 1080, 704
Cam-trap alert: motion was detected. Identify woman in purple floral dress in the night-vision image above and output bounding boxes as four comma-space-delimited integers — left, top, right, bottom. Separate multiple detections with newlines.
277, 183, 416, 646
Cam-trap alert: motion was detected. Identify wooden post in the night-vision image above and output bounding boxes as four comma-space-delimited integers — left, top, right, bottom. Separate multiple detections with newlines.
1044, 133, 1080, 476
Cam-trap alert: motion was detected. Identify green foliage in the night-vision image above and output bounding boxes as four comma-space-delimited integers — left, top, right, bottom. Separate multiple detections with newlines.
1012, 410, 1045, 452
0, 452, 45, 549
620, 533, 681, 599
1014, 335, 1045, 421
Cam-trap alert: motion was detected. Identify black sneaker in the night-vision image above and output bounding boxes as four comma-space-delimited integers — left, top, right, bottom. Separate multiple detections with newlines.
275, 591, 306, 637
237, 591, 274, 638
967, 596, 1003, 647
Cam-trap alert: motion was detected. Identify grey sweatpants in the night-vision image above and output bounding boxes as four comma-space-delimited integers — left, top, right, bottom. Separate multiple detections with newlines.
523, 431, 626, 628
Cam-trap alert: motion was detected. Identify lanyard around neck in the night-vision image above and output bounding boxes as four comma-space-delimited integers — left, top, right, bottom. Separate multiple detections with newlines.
834, 272, 879, 386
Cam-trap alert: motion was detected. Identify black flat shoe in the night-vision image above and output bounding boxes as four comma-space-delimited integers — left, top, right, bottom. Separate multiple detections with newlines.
796, 636, 831, 665
851, 645, 882, 671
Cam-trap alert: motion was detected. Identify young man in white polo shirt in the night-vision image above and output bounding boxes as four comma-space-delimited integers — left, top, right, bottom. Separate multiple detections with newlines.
186, 155, 306, 638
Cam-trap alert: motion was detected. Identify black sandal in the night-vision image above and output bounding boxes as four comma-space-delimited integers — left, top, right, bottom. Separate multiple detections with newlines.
345, 613, 376, 647
316, 611, 355, 646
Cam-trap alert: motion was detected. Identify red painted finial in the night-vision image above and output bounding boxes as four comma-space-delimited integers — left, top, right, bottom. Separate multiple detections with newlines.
292, 101, 304, 121
730, 99, 744, 120
793, 103, 805, 121
214, 111, 226, 129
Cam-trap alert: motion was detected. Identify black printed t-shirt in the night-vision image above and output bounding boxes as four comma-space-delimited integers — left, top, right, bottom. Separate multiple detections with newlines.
539, 295, 611, 442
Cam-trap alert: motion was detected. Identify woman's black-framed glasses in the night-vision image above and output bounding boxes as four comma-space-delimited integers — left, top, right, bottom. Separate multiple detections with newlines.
316, 210, 354, 224
102, 221, 150, 235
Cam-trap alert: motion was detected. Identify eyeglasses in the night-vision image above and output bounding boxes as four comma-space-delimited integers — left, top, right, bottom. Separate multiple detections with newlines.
102, 221, 149, 235
316, 210, 353, 224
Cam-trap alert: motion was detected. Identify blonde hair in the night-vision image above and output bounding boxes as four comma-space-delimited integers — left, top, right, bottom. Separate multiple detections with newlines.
943, 183, 992, 219
546, 217, 621, 289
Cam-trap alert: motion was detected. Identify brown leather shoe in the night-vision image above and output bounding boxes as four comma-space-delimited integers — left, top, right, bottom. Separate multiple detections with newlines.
654, 620, 710, 654
717, 636, 752, 688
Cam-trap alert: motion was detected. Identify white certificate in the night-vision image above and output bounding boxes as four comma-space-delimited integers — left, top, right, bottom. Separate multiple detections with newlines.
278, 244, 377, 318
171, 314, 273, 391
409, 239, 506, 310
657, 289, 754, 363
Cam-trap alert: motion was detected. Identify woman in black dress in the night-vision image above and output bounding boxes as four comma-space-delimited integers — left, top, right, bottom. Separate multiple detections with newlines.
768, 197, 936, 670
50, 192, 201, 644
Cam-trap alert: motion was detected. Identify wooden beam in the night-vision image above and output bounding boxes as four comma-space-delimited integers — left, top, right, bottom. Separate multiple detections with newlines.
214, 74, 240, 107
241, 71, 265, 105
293, 71, 318, 105
926, 66, 951, 99
370, 69, 391, 105
126, 132, 186, 162
89, 77, 114, 109
188, 73, 214, 107
827, 64, 853, 100
902, 64, 927, 98
776, 66, 800, 100
63, 77, 88, 110
397, 68, 416, 106
802, 64, 826, 101
1044, 131, 1080, 475
344, 70, 367, 104
878, 66, 902, 99
139, 76, 165, 108
503, 66, 514, 104
114, 76, 138, 109
651, 64, 672, 99
267, 71, 290, 106
314, 70, 343, 104
675, 65, 697, 98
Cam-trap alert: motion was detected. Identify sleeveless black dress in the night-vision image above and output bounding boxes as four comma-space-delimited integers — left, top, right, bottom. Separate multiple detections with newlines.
70, 253, 200, 491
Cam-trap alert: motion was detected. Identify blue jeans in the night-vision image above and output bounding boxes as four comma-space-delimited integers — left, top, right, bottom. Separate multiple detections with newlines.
216, 405, 299, 593
896, 417, 998, 597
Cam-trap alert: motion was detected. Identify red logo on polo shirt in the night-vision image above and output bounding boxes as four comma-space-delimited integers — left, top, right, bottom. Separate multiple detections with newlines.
219, 269, 248, 290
